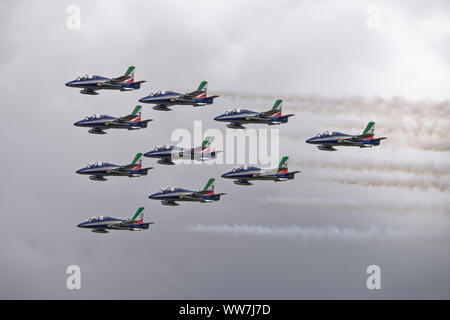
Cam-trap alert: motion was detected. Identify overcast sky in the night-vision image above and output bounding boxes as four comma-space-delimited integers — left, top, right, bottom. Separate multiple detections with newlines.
0, 0, 449, 299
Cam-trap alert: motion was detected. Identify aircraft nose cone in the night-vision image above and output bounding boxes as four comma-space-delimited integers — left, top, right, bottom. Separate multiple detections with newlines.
74, 120, 82, 127
76, 169, 84, 174
138, 97, 147, 103
221, 172, 229, 178
305, 138, 313, 144
143, 151, 154, 157
148, 193, 157, 199
77, 222, 85, 228
65, 81, 73, 87
214, 115, 223, 121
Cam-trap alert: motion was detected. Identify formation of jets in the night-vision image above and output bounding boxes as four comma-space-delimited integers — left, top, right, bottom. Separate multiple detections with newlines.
67, 66, 387, 233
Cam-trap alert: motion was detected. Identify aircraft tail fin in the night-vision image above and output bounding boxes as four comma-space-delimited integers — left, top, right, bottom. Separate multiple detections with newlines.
197, 80, 208, 92
277, 156, 289, 173
195, 81, 208, 98
124, 66, 135, 78
130, 105, 142, 122
272, 99, 283, 111
202, 136, 214, 149
271, 99, 283, 117
131, 153, 143, 169
122, 66, 135, 83
202, 178, 215, 193
131, 207, 145, 223
362, 121, 375, 136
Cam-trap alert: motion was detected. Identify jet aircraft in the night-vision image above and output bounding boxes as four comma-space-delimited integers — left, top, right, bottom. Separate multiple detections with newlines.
138, 81, 219, 110
221, 156, 300, 185
214, 99, 294, 129
77, 207, 154, 233
144, 137, 219, 165
305, 122, 387, 151
76, 153, 152, 181
74, 105, 152, 134
65, 66, 145, 95
148, 178, 225, 206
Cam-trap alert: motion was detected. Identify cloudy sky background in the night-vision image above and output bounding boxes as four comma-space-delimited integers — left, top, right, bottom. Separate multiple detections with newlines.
0, 0, 449, 298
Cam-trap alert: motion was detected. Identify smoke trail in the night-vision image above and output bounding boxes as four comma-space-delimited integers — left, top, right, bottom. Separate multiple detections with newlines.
186, 224, 410, 241
324, 176, 450, 192
260, 196, 450, 215
290, 159, 450, 177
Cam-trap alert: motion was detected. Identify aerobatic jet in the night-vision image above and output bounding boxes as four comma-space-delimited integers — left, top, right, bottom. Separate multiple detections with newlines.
74, 105, 152, 134
76, 153, 152, 181
214, 99, 294, 129
65, 66, 146, 95
148, 178, 225, 206
221, 156, 300, 185
144, 137, 219, 165
77, 207, 154, 233
305, 122, 387, 151
138, 81, 219, 110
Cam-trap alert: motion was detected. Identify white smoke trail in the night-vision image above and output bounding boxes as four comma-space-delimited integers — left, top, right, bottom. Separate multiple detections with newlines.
185, 224, 410, 241
290, 159, 450, 177
324, 176, 450, 192
260, 195, 450, 215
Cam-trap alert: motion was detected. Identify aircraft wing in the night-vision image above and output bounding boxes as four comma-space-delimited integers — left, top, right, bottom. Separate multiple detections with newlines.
111, 165, 134, 172
117, 114, 139, 122
258, 109, 279, 117
337, 139, 366, 146
180, 193, 204, 200
353, 133, 375, 140
117, 220, 139, 227
182, 90, 203, 99
110, 75, 132, 83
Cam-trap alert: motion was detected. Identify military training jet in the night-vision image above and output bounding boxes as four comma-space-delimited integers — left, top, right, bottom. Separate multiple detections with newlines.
77, 207, 154, 233
214, 99, 294, 129
76, 153, 152, 181
74, 105, 152, 134
65, 66, 146, 95
148, 178, 225, 206
305, 121, 387, 151
138, 81, 219, 110
144, 137, 219, 165
221, 156, 300, 185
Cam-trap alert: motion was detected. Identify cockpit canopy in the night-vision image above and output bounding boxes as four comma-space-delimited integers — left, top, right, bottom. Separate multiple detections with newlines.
148, 90, 174, 96
159, 187, 174, 193
315, 131, 341, 137
224, 108, 253, 115
86, 162, 106, 168
84, 114, 106, 120
154, 145, 175, 151
225, 108, 241, 115
87, 215, 104, 222
76, 75, 95, 80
